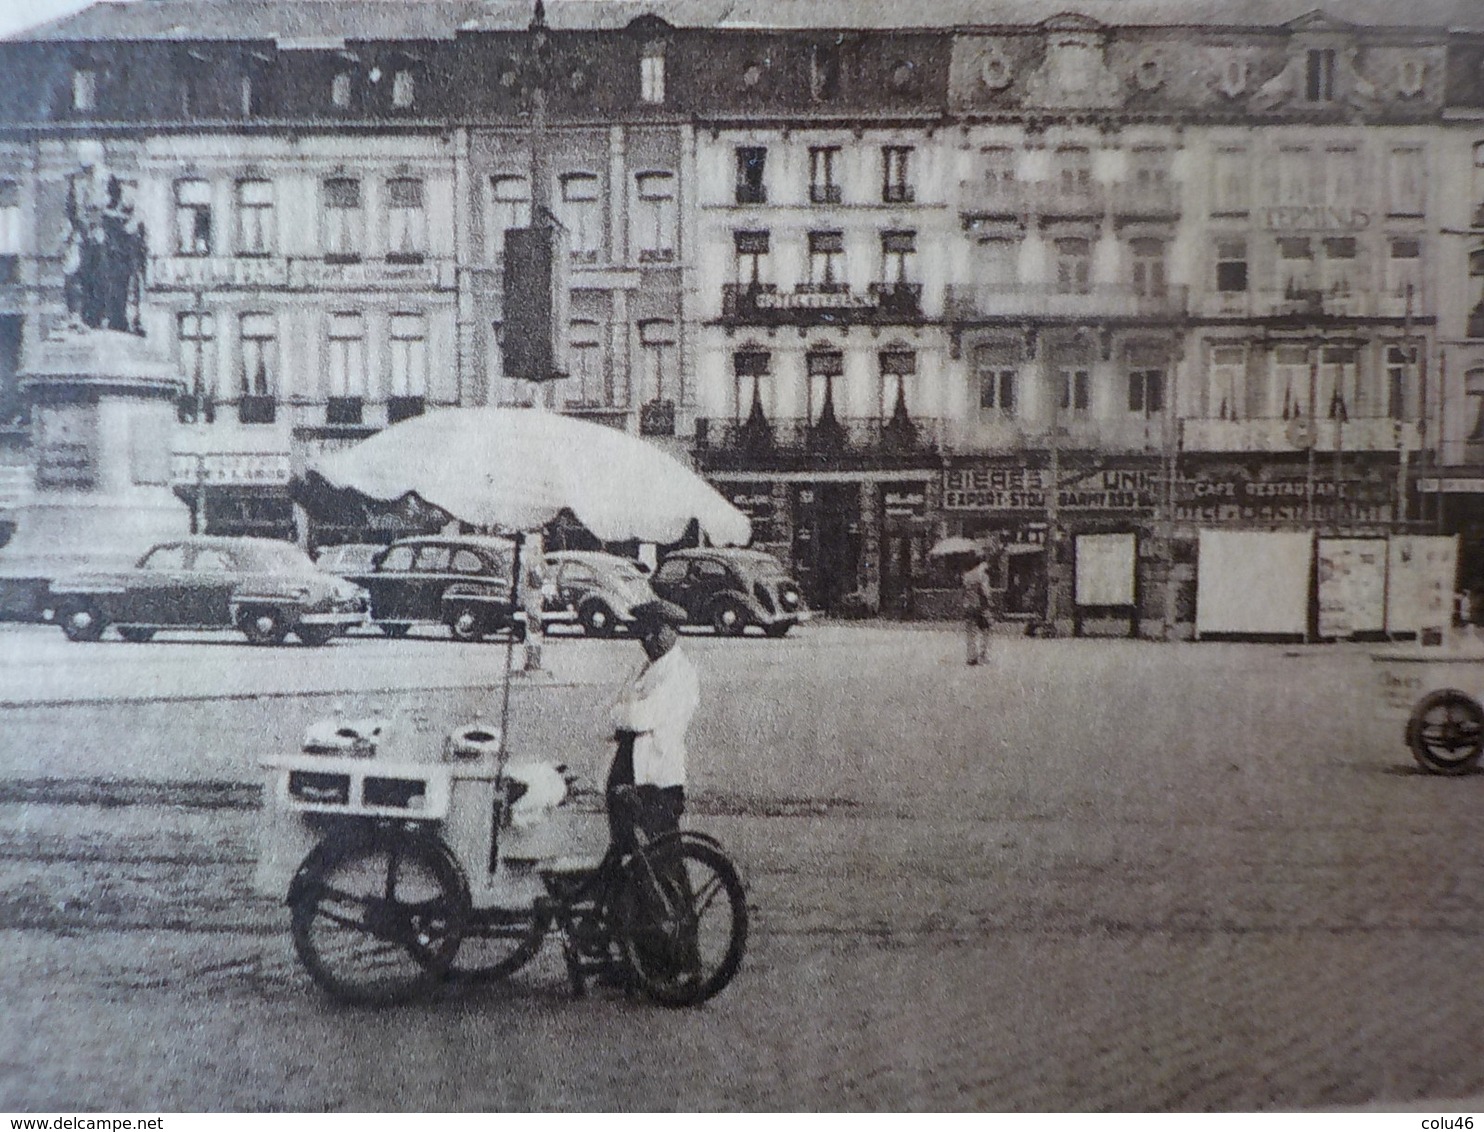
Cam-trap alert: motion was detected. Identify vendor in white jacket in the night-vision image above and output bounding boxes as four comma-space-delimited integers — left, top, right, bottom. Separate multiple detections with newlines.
606, 598, 700, 851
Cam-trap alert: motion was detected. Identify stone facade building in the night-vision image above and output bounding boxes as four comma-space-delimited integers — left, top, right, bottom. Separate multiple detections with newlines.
3, 1, 1484, 631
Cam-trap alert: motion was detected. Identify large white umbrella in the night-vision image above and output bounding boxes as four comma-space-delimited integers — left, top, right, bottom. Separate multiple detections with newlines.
307, 406, 751, 547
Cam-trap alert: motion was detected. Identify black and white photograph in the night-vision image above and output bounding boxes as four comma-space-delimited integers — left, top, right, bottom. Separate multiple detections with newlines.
2, 0, 1484, 1114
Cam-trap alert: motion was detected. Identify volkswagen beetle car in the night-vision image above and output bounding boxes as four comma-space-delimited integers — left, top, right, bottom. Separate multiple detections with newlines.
542, 550, 658, 636
47, 536, 368, 646
649, 548, 808, 637
341, 535, 521, 642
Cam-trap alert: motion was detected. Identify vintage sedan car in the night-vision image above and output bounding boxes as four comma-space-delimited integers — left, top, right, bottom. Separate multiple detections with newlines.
341, 535, 521, 642
542, 550, 658, 636
48, 536, 369, 646
650, 548, 809, 637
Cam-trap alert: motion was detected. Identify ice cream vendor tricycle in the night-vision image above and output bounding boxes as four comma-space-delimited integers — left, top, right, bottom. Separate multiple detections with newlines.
255, 713, 747, 1007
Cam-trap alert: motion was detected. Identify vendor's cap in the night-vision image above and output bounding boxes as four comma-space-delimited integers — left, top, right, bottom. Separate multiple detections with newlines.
629, 599, 687, 633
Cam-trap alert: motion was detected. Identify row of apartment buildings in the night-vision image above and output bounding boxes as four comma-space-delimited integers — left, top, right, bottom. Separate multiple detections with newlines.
5, 0, 1484, 627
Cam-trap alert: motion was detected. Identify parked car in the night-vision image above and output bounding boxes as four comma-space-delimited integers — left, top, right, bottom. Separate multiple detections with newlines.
341, 535, 520, 642
47, 536, 369, 646
649, 548, 808, 637
542, 550, 658, 636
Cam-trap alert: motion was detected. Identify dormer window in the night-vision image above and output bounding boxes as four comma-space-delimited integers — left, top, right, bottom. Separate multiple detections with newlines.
392, 69, 415, 109
1305, 49, 1336, 102
641, 43, 666, 104
72, 68, 97, 112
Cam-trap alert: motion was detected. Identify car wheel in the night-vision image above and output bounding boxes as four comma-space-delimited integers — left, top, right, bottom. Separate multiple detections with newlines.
297, 625, 338, 647
379, 623, 411, 639
762, 621, 792, 639
710, 599, 748, 637
117, 626, 156, 643
579, 600, 618, 638
1406, 689, 1484, 775
240, 607, 289, 646
447, 608, 486, 643
61, 603, 106, 643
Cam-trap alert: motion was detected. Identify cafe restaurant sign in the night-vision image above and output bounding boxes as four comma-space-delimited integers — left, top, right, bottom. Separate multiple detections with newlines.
1175, 472, 1393, 524
944, 467, 1160, 513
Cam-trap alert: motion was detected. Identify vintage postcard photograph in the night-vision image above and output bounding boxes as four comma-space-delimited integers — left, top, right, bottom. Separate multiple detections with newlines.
1, 0, 1483, 1115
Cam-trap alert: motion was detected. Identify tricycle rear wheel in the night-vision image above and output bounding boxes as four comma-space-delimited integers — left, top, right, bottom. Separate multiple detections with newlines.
290, 828, 465, 1005
1406, 688, 1484, 776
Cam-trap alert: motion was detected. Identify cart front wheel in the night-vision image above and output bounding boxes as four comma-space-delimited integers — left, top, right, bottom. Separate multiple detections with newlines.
290, 828, 466, 1005
614, 837, 748, 1008
1406, 689, 1484, 776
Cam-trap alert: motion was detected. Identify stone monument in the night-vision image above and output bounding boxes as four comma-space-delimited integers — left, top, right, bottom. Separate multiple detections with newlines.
0, 167, 189, 617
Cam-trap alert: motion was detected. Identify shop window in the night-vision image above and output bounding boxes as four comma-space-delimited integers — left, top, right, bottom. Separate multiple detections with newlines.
173, 179, 212, 256
735, 147, 767, 204
809, 147, 842, 205
235, 179, 275, 256
386, 177, 426, 264
487, 175, 531, 260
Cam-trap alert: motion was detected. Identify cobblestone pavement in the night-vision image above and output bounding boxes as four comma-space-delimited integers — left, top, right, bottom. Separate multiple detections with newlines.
1, 625, 1483, 1110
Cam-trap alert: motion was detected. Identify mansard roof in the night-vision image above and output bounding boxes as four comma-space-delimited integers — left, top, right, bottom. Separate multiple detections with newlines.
13, 0, 1484, 43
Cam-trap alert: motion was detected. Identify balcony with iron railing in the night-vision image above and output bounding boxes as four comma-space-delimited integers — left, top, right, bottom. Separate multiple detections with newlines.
695, 413, 945, 471
720, 282, 924, 326
1182, 416, 1421, 453
945, 282, 1187, 322
1194, 285, 1428, 321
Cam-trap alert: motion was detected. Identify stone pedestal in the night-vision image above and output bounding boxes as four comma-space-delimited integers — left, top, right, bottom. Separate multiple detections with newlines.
0, 326, 188, 616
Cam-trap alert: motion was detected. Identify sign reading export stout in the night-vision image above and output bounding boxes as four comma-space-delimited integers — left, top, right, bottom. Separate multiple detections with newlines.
944, 467, 1160, 513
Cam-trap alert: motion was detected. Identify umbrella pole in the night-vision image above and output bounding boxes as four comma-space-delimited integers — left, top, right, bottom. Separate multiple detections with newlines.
497, 531, 523, 770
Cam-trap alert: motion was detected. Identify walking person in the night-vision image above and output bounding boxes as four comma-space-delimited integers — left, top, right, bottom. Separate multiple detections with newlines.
962, 547, 995, 666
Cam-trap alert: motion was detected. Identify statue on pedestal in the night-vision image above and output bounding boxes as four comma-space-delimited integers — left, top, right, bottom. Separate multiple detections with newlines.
62, 171, 147, 336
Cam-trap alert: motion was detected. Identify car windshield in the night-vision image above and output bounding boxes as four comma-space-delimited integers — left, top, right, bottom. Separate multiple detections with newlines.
236, 542, 318, 574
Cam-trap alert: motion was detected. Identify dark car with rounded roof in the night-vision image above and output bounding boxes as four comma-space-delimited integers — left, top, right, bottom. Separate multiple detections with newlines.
542, 550, 658, 636
46, 536, 368, 646
649, 548, 808, 637
337, 535, 521, 642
